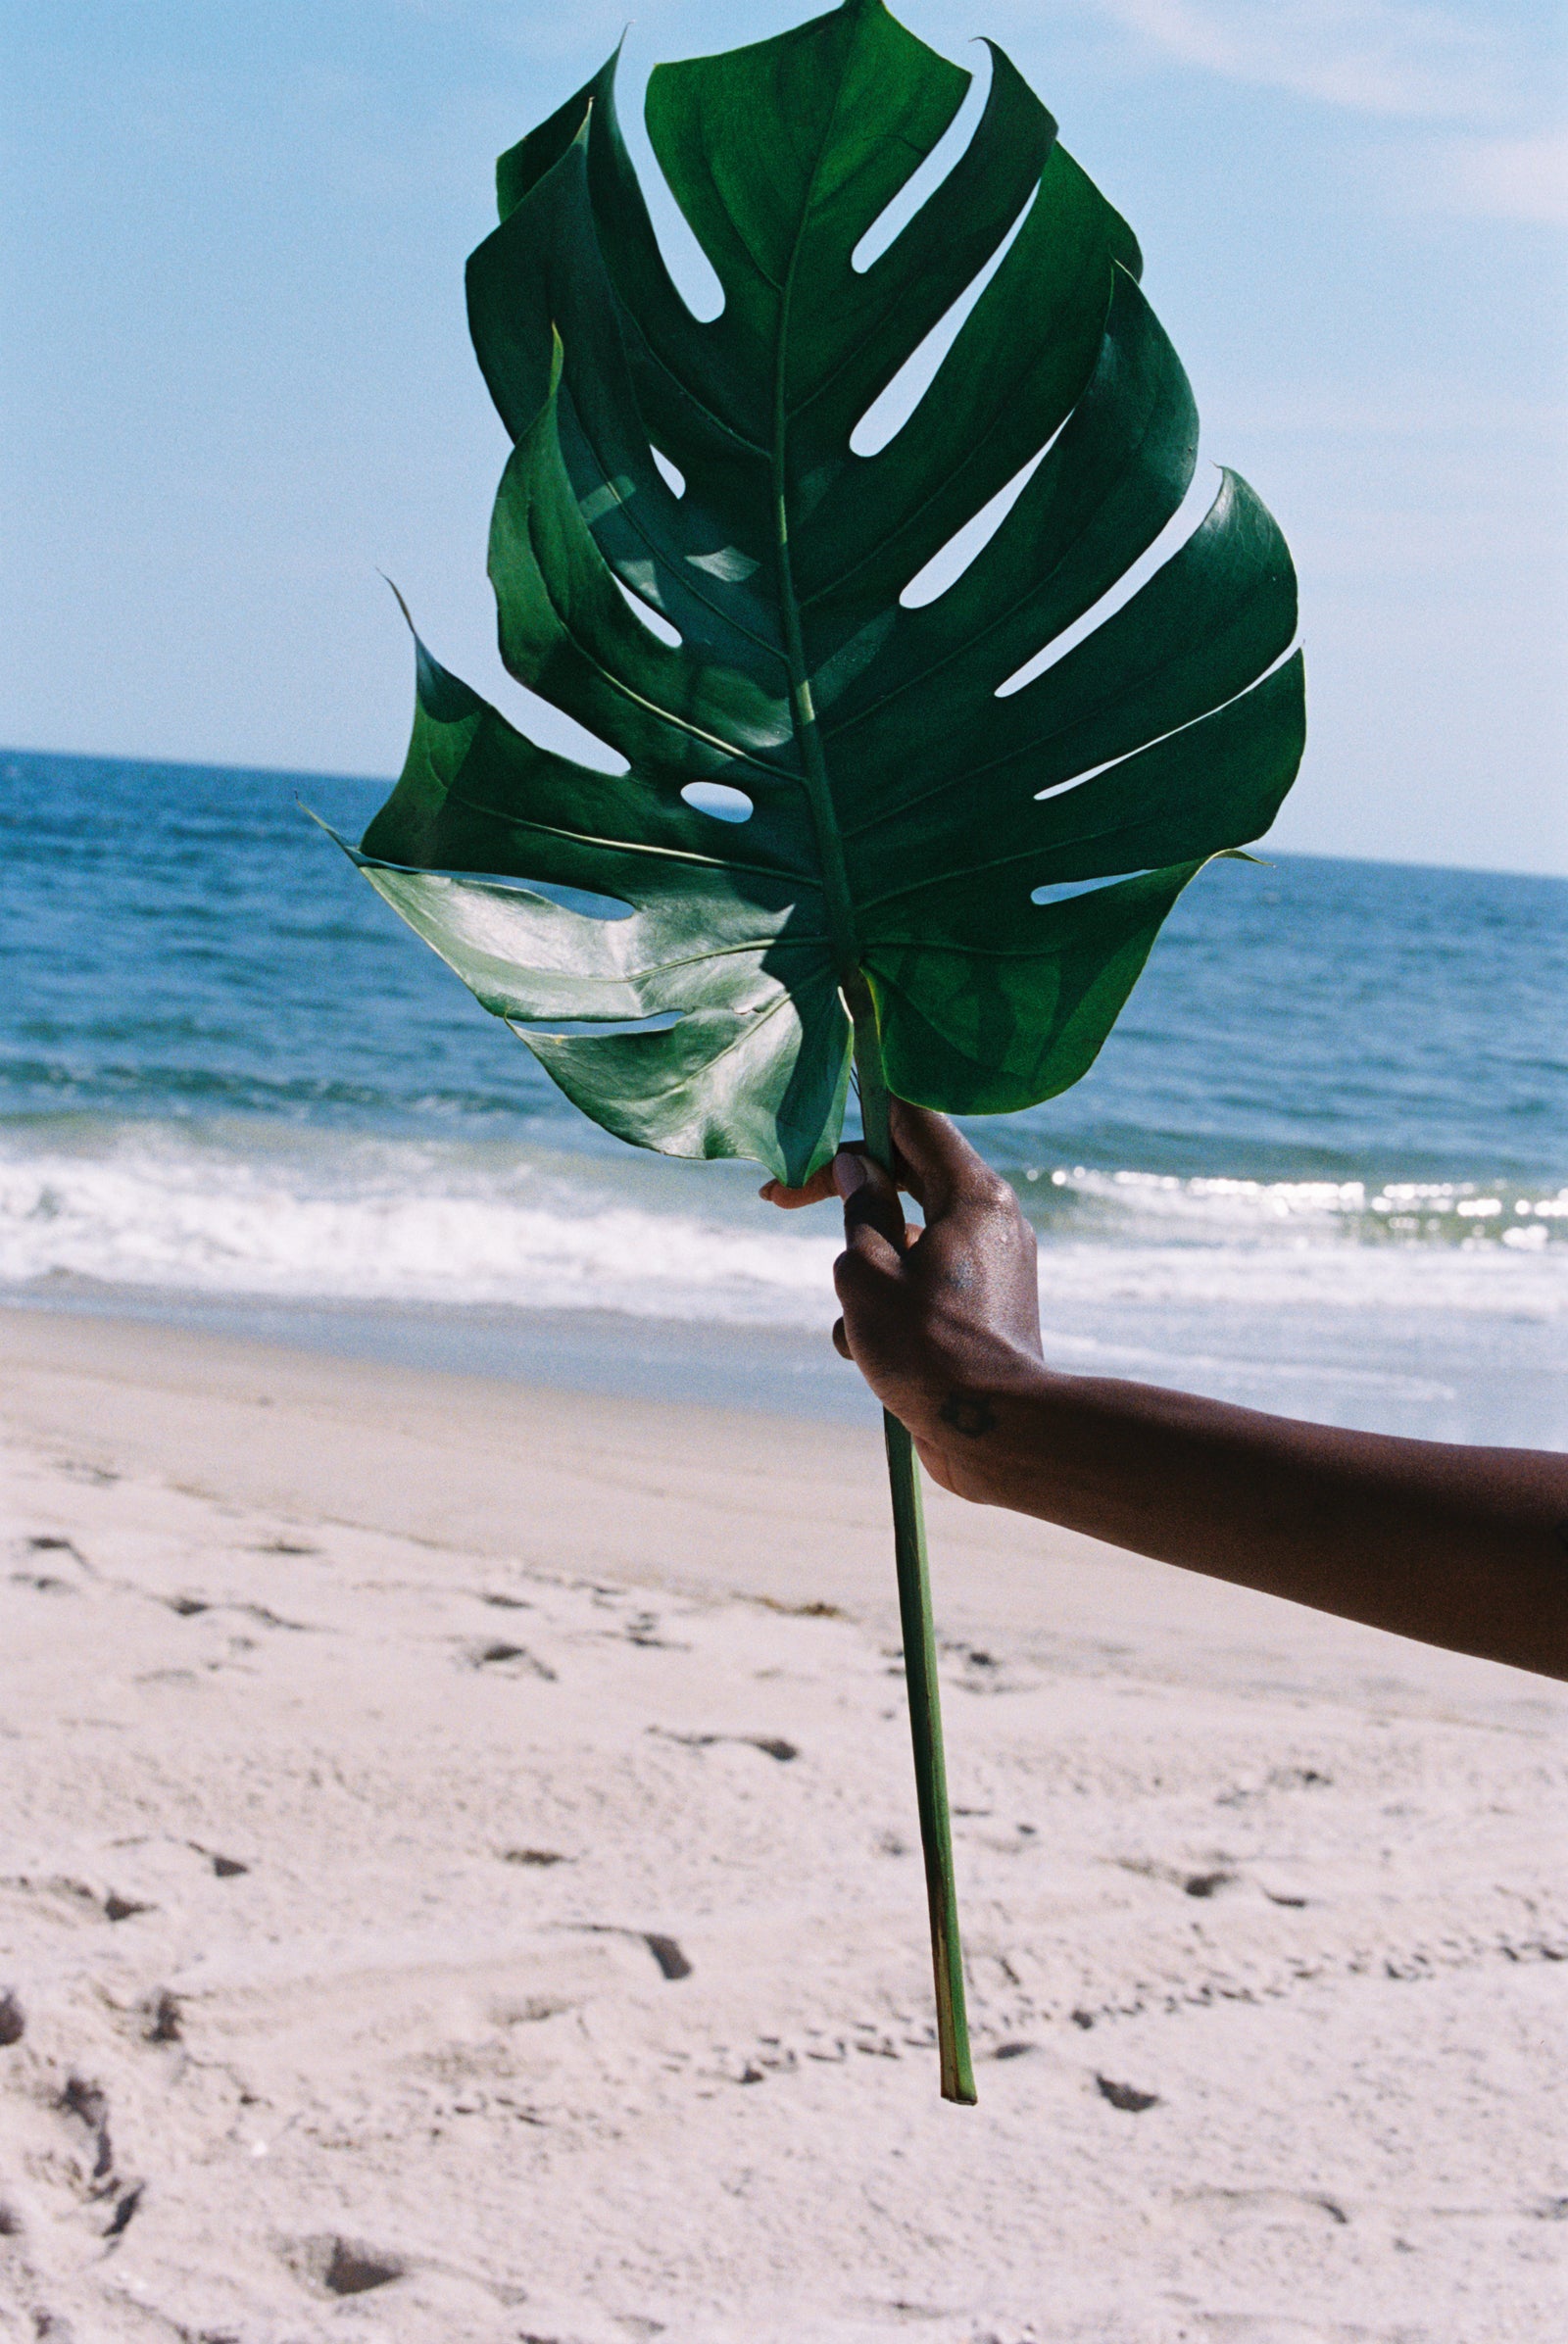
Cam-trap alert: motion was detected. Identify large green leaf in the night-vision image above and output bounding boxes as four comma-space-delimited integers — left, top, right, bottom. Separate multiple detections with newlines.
342, 0, 1304, 1182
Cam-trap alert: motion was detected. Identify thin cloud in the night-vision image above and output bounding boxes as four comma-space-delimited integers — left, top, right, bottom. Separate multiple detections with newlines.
1438, 127, 1568, 223
1091, 0, 1514, 121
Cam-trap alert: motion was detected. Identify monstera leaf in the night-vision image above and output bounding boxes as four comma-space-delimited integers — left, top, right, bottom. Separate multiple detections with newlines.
342, 0, 1303, 1191
331, 0, 1304, 2104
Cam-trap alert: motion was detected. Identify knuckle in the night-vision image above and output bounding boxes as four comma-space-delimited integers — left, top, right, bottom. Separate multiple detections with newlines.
967, 1168, 1013, 1214
834, 1237, 897, 1304
832, 1245, 872, 1295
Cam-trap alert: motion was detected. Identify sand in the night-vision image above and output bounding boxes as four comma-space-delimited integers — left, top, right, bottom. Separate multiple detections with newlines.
0, 1304, 1564, 2343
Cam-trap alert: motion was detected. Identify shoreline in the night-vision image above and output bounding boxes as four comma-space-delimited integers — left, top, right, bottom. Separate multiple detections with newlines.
1, 1299, 1550, 1706
0, 1280, 878, 1425
2, 1303, 1563, 2338
4, 1245, 1564, 1454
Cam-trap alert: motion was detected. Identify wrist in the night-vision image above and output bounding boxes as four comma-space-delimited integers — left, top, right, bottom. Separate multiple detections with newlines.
906, 1350, 1060, 1496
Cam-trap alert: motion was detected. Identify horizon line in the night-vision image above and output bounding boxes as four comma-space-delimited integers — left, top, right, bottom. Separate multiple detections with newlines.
4, 740, 1564, 890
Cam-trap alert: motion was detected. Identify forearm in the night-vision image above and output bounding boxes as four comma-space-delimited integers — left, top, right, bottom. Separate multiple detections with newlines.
920, 1367, 1568, 1679
771, 1110, 1567, 1679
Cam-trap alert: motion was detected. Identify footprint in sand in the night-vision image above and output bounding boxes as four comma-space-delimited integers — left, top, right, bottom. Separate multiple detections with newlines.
1096, 2073, 1160, 2113
104, 1892, 155, 1924
287, 2235, 406, 2296
187, 1842, 251, 1878
144, 1991, 181, 2044
656, 1729, 798, 1763
571, 1923, 692, 1979
467, 1640, 558, 1680
57, 2075, 114, 2181
103, 2181, 143, 2239
1174, 2184, 1349, 2229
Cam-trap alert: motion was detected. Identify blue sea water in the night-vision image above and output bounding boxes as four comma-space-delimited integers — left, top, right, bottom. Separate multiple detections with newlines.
2, 747, 1564, 1441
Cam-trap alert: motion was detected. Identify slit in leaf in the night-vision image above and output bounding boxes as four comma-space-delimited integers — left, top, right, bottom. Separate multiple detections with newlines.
851, 47, 992, 273
996, 464, 1216, 699
650, 445, 686, 498
498, 877, 636, 922
614, 573, 683, 646
1029, 873, 1149, 907
850, 184, 1036, 458
900, 431, 1058, 609
511, 1010, 685, 1039
1030, 643, 1304, 801
502, 682, 631, 776
621, 91, 725, 319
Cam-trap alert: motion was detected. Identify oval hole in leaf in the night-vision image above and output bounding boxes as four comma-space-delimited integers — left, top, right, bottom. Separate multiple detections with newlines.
996, 468, 1216, 699
614, 575, 682, 647
1030, 875, 1148, 908
650, 446, 686, 499
852, 49, 992, 273
850, 185, 1036, 459
680, 781, 754, 824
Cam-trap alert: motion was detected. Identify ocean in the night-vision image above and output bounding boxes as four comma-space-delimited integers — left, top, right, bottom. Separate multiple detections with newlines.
2, 747, 1564, 1442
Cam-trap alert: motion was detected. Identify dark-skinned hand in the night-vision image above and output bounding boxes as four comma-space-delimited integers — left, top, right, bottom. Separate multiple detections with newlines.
762, 1096, 1568, 1678
760, 1101, 1045, 1498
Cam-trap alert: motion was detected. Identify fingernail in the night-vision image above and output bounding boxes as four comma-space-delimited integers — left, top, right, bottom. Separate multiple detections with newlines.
831, 1149, 867, 1198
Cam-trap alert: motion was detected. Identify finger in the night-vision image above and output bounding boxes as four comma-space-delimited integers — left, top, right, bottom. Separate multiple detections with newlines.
760, 1143, 879, 1210
833, 1148, 906, 1256
887, 1099, 997, 1218
831, 1316, 851, 1359
759, 1164, 838, 1209
832, 1235, 905, 1340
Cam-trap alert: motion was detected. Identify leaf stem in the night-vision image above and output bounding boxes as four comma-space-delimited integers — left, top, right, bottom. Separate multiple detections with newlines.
847, 977, 976, 2107
764, 81, 971, 2100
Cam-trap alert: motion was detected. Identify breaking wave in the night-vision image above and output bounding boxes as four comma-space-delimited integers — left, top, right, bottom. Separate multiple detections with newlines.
1, 1121, 1561, 1327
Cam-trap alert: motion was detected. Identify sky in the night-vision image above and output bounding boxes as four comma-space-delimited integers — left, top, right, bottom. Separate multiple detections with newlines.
2, 0, 1565, 874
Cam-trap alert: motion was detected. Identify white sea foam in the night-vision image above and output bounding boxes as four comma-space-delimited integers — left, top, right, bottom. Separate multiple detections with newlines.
1034, 1239, 1567, 1316
1027, 1163, 1568, 1247
0, 1129, 839, 1323
0, 1124, 1562, 1327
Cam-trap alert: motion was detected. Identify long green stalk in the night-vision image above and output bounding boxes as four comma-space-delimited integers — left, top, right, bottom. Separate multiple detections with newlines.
851, 1003, 976, 2107
771, 300, 972, 2097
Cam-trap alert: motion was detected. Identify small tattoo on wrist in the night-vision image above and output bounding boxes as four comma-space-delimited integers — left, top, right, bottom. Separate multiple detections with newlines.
939, 1390, 996, 1439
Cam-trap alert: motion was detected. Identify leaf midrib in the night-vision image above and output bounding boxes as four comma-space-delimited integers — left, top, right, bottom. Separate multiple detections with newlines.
768, 40, 870, 992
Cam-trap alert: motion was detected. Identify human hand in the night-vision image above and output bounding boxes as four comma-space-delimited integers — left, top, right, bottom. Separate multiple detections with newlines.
769, 1119, 1568, 1677
760, 1102, 1046, 1497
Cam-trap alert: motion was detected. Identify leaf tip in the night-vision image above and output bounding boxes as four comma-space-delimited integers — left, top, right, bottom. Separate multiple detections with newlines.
378, 572, 416, 638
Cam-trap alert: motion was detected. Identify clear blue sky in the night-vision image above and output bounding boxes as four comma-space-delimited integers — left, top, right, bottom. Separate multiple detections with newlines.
3, 0, 1564, 872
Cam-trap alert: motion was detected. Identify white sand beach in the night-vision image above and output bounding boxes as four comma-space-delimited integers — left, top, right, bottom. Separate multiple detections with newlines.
1, 1304, 1564, 2342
